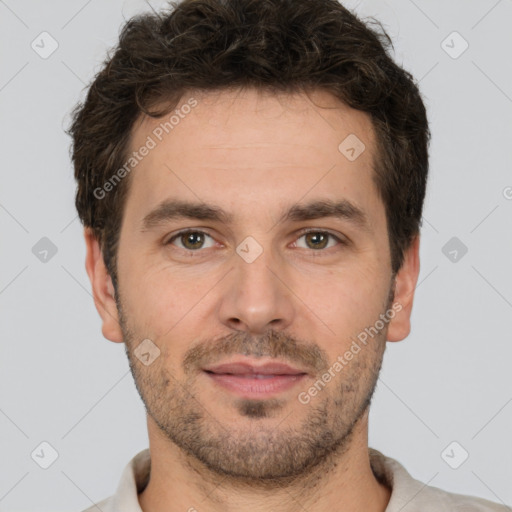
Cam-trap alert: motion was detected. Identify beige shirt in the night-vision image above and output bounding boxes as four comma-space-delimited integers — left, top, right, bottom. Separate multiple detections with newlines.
82, 448, 509, 511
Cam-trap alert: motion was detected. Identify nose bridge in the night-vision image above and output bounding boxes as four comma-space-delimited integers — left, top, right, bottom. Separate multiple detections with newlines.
217, 236, 295, 334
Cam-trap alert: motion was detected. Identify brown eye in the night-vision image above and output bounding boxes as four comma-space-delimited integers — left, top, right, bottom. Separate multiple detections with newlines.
295, 230, 342, 251
167, 230, 215, 251
304, 232, 329, 249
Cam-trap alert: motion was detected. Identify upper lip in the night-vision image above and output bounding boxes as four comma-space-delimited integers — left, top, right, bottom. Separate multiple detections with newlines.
203, 360, 308, 376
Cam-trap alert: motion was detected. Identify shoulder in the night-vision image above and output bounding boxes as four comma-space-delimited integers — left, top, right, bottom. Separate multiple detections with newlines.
419, 482, 511, 511
77, 448, 150, 512
369, 448, 510, 512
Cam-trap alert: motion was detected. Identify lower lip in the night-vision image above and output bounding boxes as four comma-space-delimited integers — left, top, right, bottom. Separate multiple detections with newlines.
204, 372, 307, 399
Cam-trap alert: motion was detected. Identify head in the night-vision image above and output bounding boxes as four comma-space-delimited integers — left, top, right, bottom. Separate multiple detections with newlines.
68, 0, 428, 482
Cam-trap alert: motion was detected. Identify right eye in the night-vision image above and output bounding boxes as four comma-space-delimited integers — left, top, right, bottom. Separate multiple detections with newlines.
165, 230, 216, 252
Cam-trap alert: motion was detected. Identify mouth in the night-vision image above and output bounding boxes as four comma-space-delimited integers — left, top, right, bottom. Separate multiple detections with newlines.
202, 360, 309, 399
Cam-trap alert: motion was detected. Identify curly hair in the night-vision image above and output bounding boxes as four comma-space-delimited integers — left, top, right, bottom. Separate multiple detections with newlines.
67, 0, 430, 291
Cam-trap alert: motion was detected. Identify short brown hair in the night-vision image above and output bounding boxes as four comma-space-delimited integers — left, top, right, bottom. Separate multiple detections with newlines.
67, 0, 430, 291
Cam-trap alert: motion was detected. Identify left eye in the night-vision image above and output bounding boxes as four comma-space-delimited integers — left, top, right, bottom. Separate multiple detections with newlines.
166, 230, 342, 252
293, 230, 342, 250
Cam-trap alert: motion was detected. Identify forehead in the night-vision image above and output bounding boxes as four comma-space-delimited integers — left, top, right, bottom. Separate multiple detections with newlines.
124, 87, 382, 228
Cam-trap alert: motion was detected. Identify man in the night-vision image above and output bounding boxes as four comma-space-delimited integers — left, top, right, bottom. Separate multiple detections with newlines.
67, 0, 509, 510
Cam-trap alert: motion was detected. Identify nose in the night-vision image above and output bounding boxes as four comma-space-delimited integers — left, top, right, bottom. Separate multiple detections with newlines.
217, 244, 295, 335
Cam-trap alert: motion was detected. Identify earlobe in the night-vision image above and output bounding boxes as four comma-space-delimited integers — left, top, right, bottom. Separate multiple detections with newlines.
84, 228, 124, 343
386, 235, 420, 343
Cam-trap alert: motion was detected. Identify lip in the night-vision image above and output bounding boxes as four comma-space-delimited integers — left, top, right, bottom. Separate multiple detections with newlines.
202, 359, 309, 399
203, 360, 307, 375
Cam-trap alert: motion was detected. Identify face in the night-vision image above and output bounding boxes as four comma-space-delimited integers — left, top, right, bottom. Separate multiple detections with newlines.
88, 87, 417, 481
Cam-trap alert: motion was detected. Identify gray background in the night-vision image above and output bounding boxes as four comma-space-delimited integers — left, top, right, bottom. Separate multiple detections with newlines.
1, 0, 511, 511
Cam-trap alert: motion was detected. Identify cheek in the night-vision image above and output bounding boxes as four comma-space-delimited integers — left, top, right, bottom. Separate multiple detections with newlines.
124, 264, 218, 341
295, 262, 389, 343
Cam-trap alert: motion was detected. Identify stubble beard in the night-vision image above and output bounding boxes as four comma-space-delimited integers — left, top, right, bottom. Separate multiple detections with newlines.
116, 286, 392, 485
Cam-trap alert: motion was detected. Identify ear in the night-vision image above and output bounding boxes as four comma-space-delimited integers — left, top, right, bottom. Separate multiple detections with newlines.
386, 234, 420, 342
84, 227, 124, 343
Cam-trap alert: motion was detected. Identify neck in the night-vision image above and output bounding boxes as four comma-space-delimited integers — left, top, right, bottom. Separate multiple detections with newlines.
138, 411, 391, 512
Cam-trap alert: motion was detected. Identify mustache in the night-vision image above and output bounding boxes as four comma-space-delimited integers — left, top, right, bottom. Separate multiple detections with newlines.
182, 329, 330, 375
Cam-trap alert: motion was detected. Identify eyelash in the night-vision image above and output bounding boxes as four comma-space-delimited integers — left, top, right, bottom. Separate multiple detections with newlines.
165, 228, 347, 255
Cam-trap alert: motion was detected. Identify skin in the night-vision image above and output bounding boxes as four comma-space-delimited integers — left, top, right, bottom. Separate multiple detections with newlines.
85, 87, 420, 512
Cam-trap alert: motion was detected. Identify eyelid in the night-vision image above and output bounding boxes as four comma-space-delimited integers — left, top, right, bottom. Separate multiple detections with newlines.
292, 227, 348, 250
295, 227, 347, 242
165, 227, 348, 252
165, 228, 217, 248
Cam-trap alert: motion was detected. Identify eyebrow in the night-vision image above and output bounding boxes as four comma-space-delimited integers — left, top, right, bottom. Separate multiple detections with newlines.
141, 198, 371, 233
